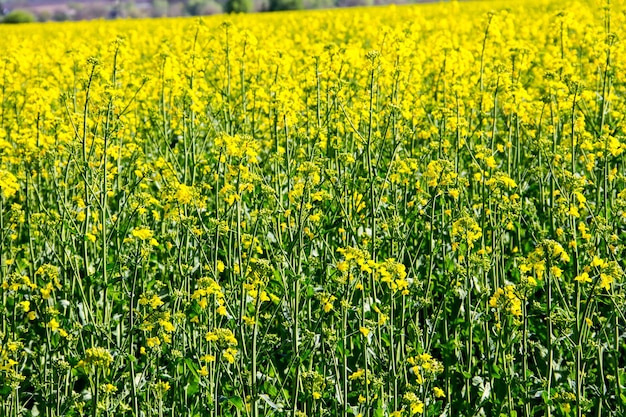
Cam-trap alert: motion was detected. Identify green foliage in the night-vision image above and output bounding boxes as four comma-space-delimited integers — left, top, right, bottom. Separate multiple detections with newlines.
151, 0, 170, 16
2, 9, 35, 23
225, 0, 253, 13
186, 0, 223, 15
268, 0, 302, 11
303, 0, 334, 9
336, 0, 373, 7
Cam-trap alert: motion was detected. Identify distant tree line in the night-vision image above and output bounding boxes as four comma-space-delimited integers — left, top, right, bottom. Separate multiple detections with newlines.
1, 0, 428, 22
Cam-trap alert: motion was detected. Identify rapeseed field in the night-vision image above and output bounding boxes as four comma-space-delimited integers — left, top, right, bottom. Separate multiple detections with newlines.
1, 1, 625, 416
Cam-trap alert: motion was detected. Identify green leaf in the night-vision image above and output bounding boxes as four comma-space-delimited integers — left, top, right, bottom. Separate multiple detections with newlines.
187, 375, 200, 397
306, 283, 314, 297
184, 358, 200, 396
185, 358, 199, 378
264, 380, 278, 397
0, 384, 12, 397
380, 333, 390, 347
229, 396, 244, 411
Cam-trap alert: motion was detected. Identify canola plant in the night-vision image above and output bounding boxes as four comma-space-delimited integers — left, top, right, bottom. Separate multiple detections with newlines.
1, 1, 626, 416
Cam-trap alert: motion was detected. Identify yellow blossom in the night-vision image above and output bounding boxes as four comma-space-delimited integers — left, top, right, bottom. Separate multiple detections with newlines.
47, 318, 60, 332
132, 227, 153, 241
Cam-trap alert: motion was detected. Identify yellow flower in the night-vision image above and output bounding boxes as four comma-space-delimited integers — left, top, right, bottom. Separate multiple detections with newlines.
404, 392, 424, 414
574, 272, 591, 283
40, 283, 54, 299
242, 315, 256, 326
101, 384, 117, 394
159, 319, 175, 333
410, 401, 424, 415
451, 216, 482, 248
147, 337, 161, 348
150, 294, 164, 309
349, 368, 364, 380
83, 347, 113, 368
0, 170, 19, 199
599, 273, 613, 290
433, 387, 445, 398
155, 381, 170, 393
47, 318, 60, 332
175, 183, 194, 205
132, 227, 153, 241
591, 256, 605, 268
223, 347, 237, 364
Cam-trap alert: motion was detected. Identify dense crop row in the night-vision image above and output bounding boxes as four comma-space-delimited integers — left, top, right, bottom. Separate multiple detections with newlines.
1, 1, 626, 416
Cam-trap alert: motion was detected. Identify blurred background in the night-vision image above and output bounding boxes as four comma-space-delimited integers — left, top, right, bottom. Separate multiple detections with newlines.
0, 0, 440, 22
